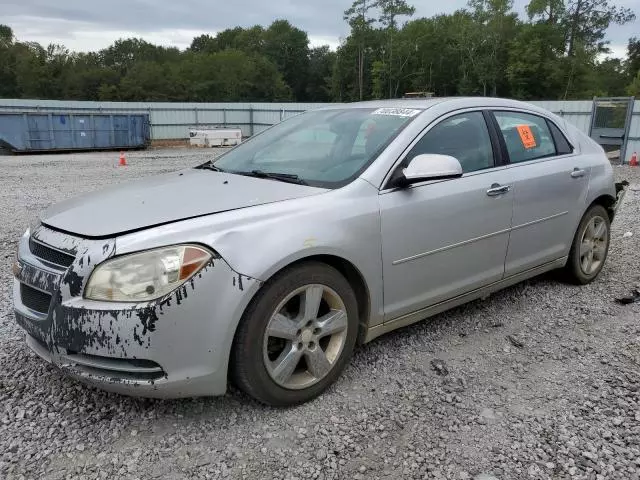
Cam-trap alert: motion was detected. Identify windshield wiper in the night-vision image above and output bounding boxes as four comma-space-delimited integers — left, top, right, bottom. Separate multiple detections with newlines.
243, 170, 308, 185
197, 163, 307, 185
195, 161, 225, 172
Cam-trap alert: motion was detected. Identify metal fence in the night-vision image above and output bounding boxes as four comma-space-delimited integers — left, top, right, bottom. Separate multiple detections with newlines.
629, 101, 640, 161
0, 99, 332, 140
529, 100, 594, 135
0, 98, 638, 162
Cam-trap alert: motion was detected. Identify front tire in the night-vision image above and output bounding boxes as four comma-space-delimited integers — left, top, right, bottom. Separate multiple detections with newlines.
564, 205, 611, 285
231, 262, 358, 406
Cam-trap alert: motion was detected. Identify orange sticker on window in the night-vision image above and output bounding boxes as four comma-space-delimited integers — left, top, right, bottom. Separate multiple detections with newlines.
516, 125, 537, 149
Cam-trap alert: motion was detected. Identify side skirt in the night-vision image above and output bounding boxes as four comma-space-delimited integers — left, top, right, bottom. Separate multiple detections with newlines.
364, 257, 567, 343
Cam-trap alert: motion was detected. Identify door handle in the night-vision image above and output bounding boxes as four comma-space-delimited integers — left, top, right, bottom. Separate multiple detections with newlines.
486, 184, 511, 197
570, 168, 586, 178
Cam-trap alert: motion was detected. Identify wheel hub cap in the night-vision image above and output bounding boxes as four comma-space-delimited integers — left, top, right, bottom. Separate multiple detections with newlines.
300, 329, 313, 343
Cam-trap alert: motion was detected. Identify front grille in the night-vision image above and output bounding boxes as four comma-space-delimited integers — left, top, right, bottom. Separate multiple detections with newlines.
29, 238, 75, 268
20, 284, 52, 314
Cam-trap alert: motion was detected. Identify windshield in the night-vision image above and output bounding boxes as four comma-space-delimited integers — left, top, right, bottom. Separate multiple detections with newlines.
210, 107, 422, 188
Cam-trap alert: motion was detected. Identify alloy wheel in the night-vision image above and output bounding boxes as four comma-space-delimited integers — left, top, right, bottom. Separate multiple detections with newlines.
579, 215, 608, 275
262, 284, 349, 390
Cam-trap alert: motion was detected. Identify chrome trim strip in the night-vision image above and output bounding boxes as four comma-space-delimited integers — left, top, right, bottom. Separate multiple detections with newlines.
18, 244, 68, 275
30, 236, 76, 258
392, 228, 511, 265
16, 305, 48, 322
14, 281, 50, 321
511, 211, 569, 231
20, 306, 50, 320
28, 237, 75, 271
59, 354, 164, 374
392, 211, 569, 266
19, 279, 52, 296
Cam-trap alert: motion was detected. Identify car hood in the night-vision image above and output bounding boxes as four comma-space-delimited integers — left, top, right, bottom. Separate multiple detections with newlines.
40, 169, 328, 238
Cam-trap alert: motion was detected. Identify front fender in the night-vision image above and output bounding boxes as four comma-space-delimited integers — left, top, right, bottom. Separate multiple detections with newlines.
251, 245, 368, 282
115, 179, 386, 328
210, 193, 385, 327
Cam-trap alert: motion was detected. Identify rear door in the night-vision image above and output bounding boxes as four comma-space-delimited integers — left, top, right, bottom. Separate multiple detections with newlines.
489, 109, 590, 276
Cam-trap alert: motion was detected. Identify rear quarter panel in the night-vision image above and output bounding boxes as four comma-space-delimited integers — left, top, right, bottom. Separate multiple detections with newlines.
541, 113, 616, 219
566, 123, 617, 213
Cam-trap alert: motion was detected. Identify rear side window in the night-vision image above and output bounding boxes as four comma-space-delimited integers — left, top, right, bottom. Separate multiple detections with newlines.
493, 111, 556, 163
547, 120, 573, 155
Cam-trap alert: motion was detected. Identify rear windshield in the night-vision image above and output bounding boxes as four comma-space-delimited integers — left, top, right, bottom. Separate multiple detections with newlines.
212, 107, 422, 188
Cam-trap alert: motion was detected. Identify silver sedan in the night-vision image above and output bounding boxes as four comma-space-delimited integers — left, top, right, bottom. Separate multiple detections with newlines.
13, 97, 625, 406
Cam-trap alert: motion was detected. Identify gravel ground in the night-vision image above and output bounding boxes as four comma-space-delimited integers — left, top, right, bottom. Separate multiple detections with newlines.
1, 150, 639, 480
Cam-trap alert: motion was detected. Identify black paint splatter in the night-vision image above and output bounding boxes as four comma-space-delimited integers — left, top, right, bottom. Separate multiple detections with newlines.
63, 268, 84, 297
133, 326, 143, 346
137, 307, 159, 335
18, 263, 59, 293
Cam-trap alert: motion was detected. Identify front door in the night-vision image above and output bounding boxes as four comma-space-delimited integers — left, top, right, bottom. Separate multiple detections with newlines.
379, 111, 514, 321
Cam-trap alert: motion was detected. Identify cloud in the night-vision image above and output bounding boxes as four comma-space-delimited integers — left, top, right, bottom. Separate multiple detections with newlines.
3, 0, 638, 55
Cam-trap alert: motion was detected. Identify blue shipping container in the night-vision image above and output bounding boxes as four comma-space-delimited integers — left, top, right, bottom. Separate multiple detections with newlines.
0, 112, 151, 153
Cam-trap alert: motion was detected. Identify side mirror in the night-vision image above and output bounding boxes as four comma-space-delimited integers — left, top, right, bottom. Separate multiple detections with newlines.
394, 154, 463, 188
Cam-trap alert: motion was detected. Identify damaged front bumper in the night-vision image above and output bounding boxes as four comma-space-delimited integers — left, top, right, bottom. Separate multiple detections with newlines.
13, 225, 259, 398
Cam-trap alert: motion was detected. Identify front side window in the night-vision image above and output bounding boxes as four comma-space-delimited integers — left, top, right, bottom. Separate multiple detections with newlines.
493, 111, 557, 163
212, 107, 422, 188
403, 111, 495, 174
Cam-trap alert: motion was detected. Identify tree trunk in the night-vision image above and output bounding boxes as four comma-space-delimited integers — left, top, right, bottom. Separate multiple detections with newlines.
567, 0, 583, 57
358, 47, 363, 100
388, 29, 393, 98
563, 58, 576, 99
358, 4, 365, 101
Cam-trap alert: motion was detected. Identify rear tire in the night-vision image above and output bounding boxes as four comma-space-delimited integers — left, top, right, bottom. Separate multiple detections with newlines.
231, 262, 358, 407
563, 205, 610, 285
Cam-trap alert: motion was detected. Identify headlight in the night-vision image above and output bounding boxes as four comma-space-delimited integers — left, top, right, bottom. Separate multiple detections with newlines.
85, 245, 212, 302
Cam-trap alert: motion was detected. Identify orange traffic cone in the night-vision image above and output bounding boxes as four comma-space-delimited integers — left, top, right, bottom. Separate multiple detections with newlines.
630, 151, 638, 167
119, 151, 127, 167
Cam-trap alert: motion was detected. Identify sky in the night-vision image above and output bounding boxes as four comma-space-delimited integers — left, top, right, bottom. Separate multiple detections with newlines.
3, 0, 640, 59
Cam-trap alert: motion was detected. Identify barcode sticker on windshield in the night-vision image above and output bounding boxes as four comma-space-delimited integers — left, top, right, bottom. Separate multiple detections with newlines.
372, 108, 421, 118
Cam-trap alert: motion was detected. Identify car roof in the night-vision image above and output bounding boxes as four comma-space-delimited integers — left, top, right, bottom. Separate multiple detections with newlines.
316, 97, 549, 113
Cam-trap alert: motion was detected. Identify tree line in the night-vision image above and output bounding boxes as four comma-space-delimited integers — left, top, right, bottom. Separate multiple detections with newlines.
0, 0, 639, 103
